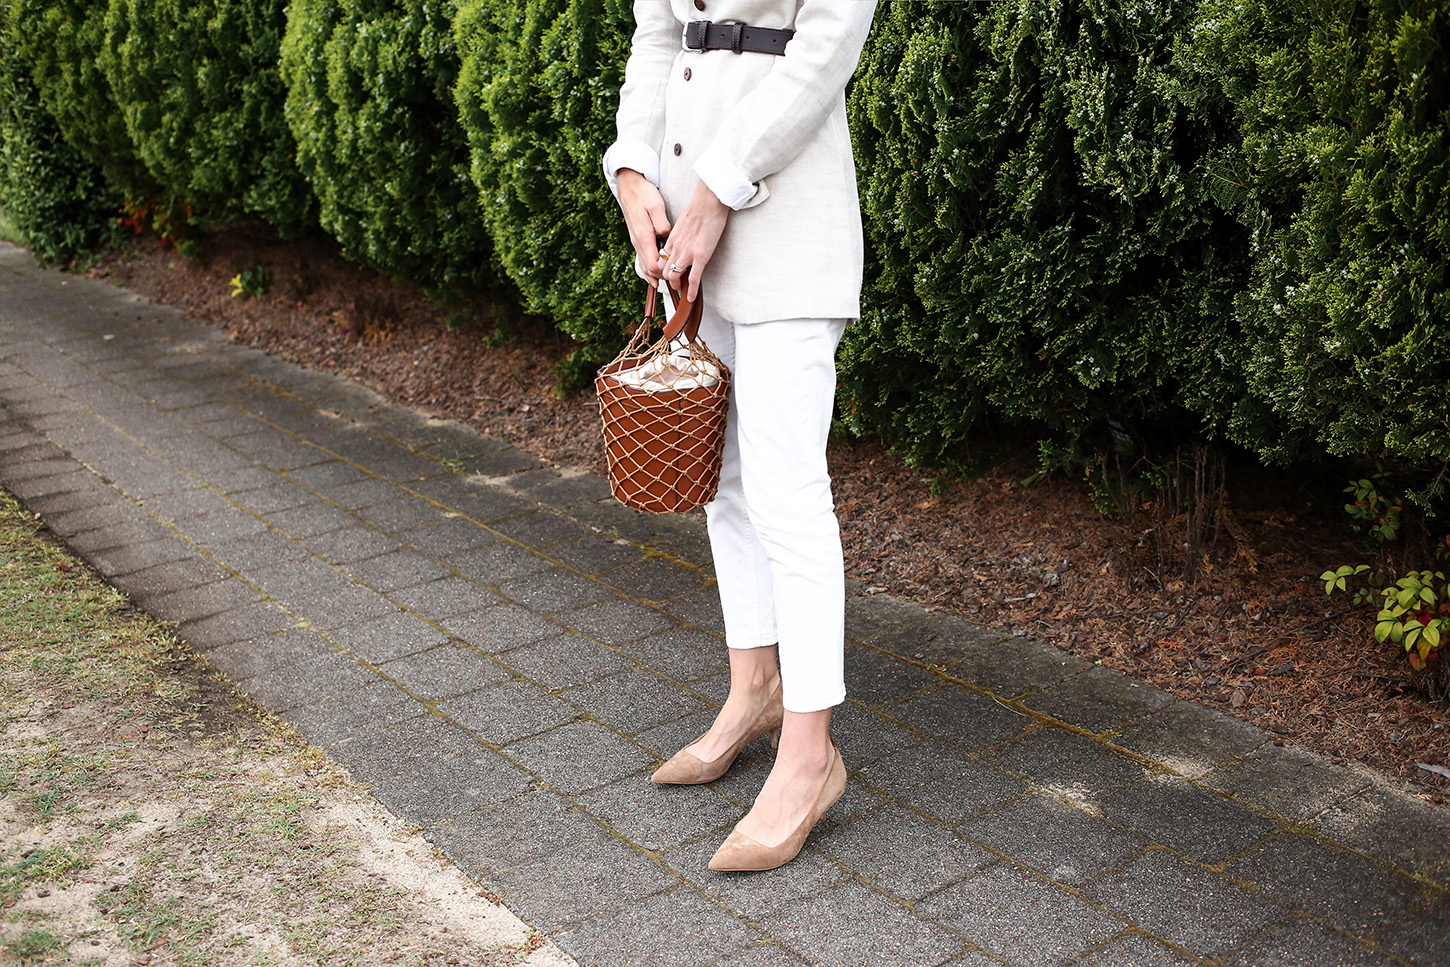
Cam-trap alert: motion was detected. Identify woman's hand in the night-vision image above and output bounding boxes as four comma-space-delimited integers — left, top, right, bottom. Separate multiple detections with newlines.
658, 180, 730, 303
617, 168, 671, 284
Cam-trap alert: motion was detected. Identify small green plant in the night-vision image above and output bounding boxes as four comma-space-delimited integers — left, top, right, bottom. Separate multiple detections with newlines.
1320, 477, 1450, 698
1323, 564, 1449, 692
1322, 563, 1375, 605
1344, 475, 1404, 543
229, 265, 270, 299
444, 309, 476, 331
1371, 570, 1449, 672
1031, 438, 1139, 517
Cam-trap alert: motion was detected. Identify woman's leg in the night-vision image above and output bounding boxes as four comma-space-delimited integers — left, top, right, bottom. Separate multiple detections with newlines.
681, 311, 847, 773
671, 305, 781, 763
722, 316, 849, 846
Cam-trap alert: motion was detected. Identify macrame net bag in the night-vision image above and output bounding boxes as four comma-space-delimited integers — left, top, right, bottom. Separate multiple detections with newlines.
596, 281, 731, 514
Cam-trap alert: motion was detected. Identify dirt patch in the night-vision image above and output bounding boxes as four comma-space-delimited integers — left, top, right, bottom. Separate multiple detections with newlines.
0, 491, 572, 967
85, 225, 1448, 801
1, 671, 568, 966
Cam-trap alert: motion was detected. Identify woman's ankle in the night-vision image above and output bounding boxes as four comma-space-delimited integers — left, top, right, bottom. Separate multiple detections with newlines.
725, 644, 779, 697
725, 672, 778, 707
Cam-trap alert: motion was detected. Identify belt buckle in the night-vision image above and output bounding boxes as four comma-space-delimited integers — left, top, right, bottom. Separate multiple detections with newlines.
684, 20, 708, 51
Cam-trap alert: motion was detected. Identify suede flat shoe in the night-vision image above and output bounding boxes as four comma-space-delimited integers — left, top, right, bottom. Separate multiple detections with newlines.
650, 677, 784, 785
708, 739, 846, 872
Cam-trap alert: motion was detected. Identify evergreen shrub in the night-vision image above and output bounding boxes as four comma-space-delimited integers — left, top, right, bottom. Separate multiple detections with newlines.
454, 0, 635, 384
840, 0, 1253, 471
279, 0, 496, 294
3, 0, 1443, 493
0, 25, 121, 263
6, 0, 149, 200
1188, 0, 1450, 481
100, 0, 314, 237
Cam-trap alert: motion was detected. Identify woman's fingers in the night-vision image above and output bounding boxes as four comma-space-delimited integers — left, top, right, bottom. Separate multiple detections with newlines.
661, 245, 708, 302
618, 173, 727, 300
663, 181, 729, 302
685, 249, 710, 302
630, 205, 670, 281
664, 179, 736, 303
665, 251, 709, 303
618, 170, 672, 282
661, 250, 698, 289
633, 225, 666, 281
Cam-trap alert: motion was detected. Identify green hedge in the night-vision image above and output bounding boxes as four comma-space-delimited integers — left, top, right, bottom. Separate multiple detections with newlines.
100, 0, 314, 237
280, 0, 496, 295
1189, 0, 1450, 475
453, 0, 634, 383
837, 0, 1448, 484
2, 0, 1445, 489
6, 0, 150, 201
0, 23, 122, 263
839, 0, 1254, 470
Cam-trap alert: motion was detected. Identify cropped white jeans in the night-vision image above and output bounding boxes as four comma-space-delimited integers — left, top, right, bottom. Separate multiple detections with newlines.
691, 301, 849, 714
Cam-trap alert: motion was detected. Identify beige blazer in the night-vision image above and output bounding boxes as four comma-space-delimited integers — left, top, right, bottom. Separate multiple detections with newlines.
605, 0, 877, 324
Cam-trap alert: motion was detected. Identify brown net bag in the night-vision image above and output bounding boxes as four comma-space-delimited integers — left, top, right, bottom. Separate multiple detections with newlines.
595, 281, 731, 514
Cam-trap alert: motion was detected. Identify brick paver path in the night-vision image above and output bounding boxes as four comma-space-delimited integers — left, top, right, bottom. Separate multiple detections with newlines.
2, 241, 1447, 966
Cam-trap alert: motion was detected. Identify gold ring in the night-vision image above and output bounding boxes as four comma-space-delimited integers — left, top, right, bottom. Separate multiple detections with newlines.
658, 249, 670, 260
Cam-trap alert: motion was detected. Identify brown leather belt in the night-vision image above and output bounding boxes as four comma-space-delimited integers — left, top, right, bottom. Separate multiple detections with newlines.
684, 20, 793, 55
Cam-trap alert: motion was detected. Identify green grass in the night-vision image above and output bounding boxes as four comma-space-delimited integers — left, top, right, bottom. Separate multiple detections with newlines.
0, 489, 186, 956
0, 842, 98, 908
0, 208, 21, 246
0, 490, 182, 712
3, 926, 66, 962
3, 745, 117, 821
107, 886, 213, 965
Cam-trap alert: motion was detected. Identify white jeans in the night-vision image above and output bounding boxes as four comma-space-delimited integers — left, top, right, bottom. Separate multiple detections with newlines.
693, 303, 848, 713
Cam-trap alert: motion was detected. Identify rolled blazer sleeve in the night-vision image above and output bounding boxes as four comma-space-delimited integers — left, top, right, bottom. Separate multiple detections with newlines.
603, 0, 678, 196
694, 0, 876, 209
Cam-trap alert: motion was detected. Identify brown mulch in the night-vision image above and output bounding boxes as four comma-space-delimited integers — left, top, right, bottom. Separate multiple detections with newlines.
82, 223, 1449, 802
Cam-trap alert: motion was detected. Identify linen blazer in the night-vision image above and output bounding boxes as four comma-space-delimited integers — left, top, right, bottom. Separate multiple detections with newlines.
604, 0, 877, 324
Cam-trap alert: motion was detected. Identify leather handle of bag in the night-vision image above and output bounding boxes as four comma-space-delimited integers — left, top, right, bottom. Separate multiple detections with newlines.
639, 276, 703, 343
662, 276, 703, 343
642, 281, 658, 330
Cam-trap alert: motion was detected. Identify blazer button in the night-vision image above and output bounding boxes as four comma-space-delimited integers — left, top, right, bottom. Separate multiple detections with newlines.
694, 0, 705, 9
683, 67, 692, 81
673, 143, 682, 156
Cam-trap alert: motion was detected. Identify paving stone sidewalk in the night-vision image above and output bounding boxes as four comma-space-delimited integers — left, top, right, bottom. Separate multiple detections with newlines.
1, 241, 1447, 967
